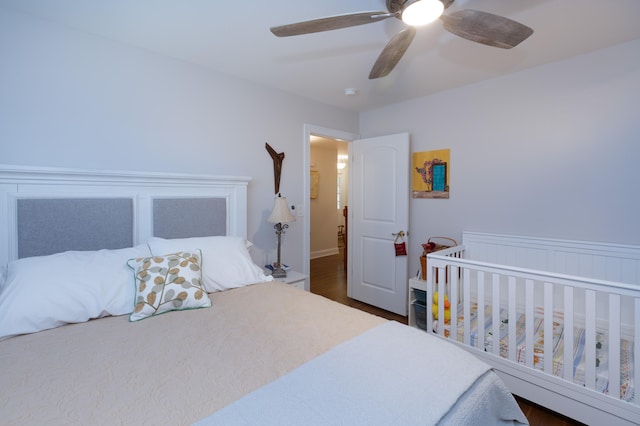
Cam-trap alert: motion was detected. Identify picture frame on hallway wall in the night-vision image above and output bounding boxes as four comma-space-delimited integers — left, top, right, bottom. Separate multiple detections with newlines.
412, 148, 450, 199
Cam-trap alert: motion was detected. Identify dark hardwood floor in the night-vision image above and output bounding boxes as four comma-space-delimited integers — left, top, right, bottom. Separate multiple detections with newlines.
310, 242, 583, 426
310, 245, 406, 323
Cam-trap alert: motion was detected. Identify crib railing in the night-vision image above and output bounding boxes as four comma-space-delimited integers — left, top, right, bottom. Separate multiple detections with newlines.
426, 245, 640, 405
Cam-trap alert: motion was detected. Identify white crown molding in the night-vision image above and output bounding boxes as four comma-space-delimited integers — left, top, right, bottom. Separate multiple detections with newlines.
0, 164, 251, 186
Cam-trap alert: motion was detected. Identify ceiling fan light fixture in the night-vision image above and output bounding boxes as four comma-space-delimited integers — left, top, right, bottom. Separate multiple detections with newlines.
401, 0, 444, 27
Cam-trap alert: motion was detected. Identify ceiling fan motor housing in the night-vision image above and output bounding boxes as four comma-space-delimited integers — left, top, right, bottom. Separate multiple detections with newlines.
387, 0, 454, 16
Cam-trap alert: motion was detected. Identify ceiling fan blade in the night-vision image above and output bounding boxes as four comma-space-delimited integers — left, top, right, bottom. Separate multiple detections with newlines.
369, 27, 416, 79
270, 11, 393, 37
440, 9, 533, 49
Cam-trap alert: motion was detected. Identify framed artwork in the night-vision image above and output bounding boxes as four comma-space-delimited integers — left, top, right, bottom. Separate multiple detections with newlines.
310, 170, 319, 199
412, 148, 450, 199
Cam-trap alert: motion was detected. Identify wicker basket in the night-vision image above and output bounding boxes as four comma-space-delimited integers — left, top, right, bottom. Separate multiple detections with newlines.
420, 237, 457, 280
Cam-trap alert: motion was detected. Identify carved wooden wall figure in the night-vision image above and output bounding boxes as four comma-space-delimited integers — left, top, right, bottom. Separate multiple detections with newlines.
265, 143, 285, 194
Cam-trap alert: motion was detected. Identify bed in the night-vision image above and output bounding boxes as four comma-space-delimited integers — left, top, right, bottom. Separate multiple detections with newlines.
420, 231, 640, 426
0, 166, 527, 425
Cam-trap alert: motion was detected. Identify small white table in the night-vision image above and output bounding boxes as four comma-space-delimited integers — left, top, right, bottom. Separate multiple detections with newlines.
267, 270, 308, 290
408, 277, 427, 330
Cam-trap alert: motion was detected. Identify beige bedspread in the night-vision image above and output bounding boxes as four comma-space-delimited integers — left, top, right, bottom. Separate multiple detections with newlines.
0, 282, 385, 425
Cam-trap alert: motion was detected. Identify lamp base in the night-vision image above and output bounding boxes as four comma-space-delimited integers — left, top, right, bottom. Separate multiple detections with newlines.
271, 267, 287, 279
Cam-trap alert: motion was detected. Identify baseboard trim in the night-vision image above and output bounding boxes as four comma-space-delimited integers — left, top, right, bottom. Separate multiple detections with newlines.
310, 247, 339, 260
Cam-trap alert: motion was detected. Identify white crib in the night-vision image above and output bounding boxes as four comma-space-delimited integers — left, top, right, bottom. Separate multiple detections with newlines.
424, 232, 640, 426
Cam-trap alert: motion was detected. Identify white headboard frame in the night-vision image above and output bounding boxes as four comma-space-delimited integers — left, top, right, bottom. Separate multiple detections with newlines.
0, 165, 251, 265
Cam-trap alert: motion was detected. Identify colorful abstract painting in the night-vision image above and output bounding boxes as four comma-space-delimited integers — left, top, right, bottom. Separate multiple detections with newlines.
412, 148, 450, 199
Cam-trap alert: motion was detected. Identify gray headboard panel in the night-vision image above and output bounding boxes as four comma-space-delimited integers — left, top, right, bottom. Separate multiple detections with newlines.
0, 165, 251, 264
153, 198, 227, 239
17, 198, 134, 258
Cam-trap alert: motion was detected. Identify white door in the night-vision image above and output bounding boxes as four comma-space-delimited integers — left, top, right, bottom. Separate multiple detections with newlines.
348, 133, 410, 315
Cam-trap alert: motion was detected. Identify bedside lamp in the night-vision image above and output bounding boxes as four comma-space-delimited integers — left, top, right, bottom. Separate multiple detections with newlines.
267, 193, 295, 278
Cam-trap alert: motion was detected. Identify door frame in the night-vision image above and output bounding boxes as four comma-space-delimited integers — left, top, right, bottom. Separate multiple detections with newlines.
302, 124, 359, 291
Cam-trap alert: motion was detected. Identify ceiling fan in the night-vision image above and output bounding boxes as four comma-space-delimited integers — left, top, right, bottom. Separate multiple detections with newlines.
270, 0, 534, 79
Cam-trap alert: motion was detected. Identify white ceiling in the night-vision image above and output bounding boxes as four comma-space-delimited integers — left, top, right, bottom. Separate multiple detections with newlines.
2, 0, 640, 112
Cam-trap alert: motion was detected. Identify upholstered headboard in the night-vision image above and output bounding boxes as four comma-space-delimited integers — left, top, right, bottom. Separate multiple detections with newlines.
0, 166, 251, 264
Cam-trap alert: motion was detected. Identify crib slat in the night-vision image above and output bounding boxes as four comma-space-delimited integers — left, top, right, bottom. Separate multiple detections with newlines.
478, 271, 485, 351
492, 274, 500, 356
438, 266, 445, 340
525, 279, 534, 368
508, 276, 517, 362
585, 290, 596, 390
450, 265, 459, 343
426, 277, 433, 335
635, 297, 640, 404
543, 282, 553, 374
463, 268, 471, 346
608, 294, 621, 399
563, 286, 574, 382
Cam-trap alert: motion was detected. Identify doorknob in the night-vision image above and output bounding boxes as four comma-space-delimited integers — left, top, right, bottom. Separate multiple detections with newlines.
392, 231, 407, 237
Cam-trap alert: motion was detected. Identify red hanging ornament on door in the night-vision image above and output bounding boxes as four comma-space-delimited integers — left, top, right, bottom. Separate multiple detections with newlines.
394, 233, 407, 256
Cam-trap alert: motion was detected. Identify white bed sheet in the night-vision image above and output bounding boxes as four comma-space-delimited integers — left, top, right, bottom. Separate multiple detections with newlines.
198, 321, 527, 425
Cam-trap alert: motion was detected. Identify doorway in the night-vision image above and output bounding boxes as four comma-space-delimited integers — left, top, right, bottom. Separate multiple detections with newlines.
301, 124, 357, 289
303, 125, 406, 322
308, 135, 348, 295
309, 136, 348, 259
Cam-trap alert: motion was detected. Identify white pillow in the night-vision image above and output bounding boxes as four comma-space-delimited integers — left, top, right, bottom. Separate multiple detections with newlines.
0, 244, 151, 341
146, 236, 273, 293
127, 250, 211, 322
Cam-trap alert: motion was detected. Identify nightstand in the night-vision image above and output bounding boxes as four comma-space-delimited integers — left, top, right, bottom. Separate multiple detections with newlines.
408, 277, 427, 330
267, 270, 308, 290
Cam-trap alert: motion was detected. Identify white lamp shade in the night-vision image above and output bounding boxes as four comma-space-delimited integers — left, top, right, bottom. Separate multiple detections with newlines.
268, 195, 295, 224
402, 0, 444, 26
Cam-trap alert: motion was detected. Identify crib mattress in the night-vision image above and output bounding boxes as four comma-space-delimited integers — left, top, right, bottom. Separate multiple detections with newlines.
444, 303, 635, 402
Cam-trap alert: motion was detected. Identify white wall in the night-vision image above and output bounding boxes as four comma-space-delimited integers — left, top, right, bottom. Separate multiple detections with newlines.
0, 8, 359, 272
360, 39, 640, 277
3, 8, 639, 283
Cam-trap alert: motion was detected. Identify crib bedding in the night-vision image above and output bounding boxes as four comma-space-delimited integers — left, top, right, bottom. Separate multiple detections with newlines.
445, 303, 635, 401
0, 282, 527, 425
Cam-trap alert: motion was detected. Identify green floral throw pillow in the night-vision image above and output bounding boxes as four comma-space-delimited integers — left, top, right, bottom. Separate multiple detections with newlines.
127, 250, 211, 322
